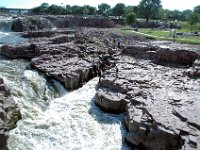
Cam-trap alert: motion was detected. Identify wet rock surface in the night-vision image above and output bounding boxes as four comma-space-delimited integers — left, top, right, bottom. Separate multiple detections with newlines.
0, 77, 21, 150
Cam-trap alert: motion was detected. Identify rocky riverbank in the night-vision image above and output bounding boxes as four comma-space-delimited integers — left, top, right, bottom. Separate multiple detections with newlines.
0, 24, 200, 149
96, 44, 200, 149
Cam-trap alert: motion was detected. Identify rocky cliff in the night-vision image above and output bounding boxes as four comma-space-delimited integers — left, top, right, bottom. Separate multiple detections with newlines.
11, 16, 115, 32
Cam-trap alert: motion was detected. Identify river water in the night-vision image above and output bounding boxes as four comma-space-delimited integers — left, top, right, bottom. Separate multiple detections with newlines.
0, 18, 128, 150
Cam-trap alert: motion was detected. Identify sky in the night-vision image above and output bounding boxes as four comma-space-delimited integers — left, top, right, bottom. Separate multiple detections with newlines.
0, 0, 199, 11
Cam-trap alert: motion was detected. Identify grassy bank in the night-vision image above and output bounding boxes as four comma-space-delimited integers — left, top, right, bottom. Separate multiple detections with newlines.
116, 26, 200, 45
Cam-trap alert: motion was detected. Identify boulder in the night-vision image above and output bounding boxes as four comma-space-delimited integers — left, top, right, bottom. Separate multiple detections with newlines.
184, 58, 200, 78
11, 17, 54, 32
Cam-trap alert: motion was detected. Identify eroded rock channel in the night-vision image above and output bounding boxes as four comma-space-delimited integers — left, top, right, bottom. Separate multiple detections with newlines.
0, 17, 200, 149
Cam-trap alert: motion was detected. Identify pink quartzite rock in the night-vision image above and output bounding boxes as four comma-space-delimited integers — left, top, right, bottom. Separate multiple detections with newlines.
96, 55, 200, 149
31, 55, 96, 90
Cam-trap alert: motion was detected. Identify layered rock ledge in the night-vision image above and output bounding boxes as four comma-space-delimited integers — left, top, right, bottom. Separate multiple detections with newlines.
0, 28, 143, 90
96, 45, 200, 149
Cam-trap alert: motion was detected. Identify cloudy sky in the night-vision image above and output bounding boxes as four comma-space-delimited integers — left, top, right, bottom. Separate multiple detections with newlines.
0, 0, 199, 11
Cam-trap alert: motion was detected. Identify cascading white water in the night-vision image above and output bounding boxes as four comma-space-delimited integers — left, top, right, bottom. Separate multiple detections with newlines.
0, 16, 13, 32
0, 56, 128, 150
7, 77, 128, 150
0, 20, 128, 149
0, 16, 26, 45
0, 56, 60, 118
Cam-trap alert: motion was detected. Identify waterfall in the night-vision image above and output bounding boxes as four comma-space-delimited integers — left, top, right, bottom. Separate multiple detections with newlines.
0, 56, 128, 150
0, 16, 13, 32
0, 17, 128, 150
7, 77, 128, 150
0, 16, 26, 45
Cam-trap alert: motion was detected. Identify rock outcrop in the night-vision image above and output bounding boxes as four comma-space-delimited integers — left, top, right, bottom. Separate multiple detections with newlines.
0, 29, 76, 59
45, 16, 115, 28
96, 49, 200, 149
11, 17, 53, 32
31, 55, 97, 90
11, 16, 115, 32
150, 48, 199, 66
122, 44, 199, 66
1, 28, 122, 90
0, 43, 40, 59
0, 77, 21, 150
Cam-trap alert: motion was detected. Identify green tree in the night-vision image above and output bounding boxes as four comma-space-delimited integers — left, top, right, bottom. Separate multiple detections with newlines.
82, 5, 89, 15
126, 12, 137, 25
158, 8, 170, 21
126, 6, 139, 16
31, 3, 49, 14
194, 5, 200, 14
187, 13, 200, 31
126, 6, 134, 14
182, 9, 192, 21
139, 0, 162, 22
47, 4, 64, 15
112, 3, 126, 19
132, 6, 139, 16
80, 5, 96, 15
39, 3, 49, 13
32, 7, 41, 14
171, 10, 185, 21
88, 6, 96, 15
98, 3, 111, 16
71, 5, 82, 15
65, 5, 72, 14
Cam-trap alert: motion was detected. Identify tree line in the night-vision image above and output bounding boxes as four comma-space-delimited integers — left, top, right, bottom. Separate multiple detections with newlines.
31, 0, 200, 25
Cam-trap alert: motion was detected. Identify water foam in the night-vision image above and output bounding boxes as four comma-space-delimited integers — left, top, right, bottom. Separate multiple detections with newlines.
8, 78, 128, 150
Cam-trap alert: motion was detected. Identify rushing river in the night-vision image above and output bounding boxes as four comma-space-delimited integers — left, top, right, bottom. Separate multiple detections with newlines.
0, 19, 128, 150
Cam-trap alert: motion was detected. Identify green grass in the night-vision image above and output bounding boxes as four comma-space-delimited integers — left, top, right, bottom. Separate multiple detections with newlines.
116, 27, 200, 45
178, 21, 200, 32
